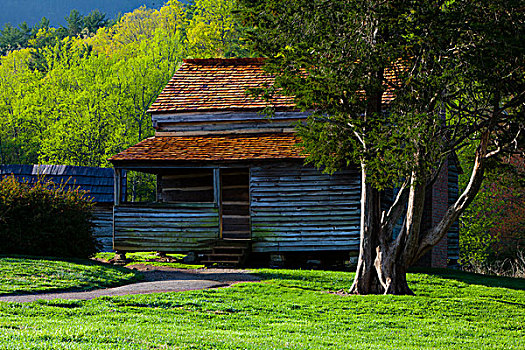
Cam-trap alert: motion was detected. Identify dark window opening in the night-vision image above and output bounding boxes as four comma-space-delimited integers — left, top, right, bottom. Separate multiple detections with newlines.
158, 169, 214, 203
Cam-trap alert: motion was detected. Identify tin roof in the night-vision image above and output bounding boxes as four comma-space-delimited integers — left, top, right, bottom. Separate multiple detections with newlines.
109, 133, 305, 162
147, 58, 296, 114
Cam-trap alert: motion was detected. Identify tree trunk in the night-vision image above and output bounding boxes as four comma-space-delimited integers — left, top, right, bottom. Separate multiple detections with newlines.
350, 163, 383, 294
352, 162, 427, 295
374, 249, 413, 295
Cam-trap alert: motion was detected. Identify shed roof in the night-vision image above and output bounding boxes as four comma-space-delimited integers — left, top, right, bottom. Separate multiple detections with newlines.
109, 133, 305, 162
147, 58, 295, 114
0, 164, 115, 203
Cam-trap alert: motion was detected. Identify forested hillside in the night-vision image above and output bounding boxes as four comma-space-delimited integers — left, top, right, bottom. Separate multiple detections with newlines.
0, 0, 246, 167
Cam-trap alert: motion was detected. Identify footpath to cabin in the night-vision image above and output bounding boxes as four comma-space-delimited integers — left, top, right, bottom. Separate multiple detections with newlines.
0, 266, 260, 303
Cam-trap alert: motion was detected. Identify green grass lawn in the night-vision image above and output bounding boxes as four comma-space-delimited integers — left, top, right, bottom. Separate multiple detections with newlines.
0, 267, 523, 349
0, 256, 141, 295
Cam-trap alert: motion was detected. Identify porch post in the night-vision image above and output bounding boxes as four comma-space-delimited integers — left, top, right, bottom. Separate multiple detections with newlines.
114, 168, 122, 206
213, 168, 222, 239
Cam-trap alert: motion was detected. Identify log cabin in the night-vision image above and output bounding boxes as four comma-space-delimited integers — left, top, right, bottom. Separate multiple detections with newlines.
109, 58, 459, 267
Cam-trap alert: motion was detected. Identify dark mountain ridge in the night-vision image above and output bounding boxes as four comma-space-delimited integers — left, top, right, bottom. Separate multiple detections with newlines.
0, 0, 167, 27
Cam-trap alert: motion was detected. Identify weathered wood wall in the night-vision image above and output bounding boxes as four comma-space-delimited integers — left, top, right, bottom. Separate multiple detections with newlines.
113, 204, 219, 252
156, 120, 297, 136
152, 111, 308, 128
250, 163, 361, 252
92, 207, 113, 251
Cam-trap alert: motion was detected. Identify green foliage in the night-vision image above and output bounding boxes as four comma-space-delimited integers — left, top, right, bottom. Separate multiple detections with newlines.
65, 10, 84, 36
239, 0, 458, 187
0, 269, 524, 348
0, 256, 141, 295
186, 0, 249, 58
460, 149, 525, 264
0, 22, 32, 54
0, 176, 96, 258
125, 171, 157, 203
240, 0, 523, 189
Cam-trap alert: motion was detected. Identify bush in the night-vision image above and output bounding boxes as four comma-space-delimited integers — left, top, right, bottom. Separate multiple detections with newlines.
0, 176, 97, 258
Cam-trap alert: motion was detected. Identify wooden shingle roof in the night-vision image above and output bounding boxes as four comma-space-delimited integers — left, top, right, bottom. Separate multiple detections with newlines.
109, 133, 305, 162
147, 58, 295, 114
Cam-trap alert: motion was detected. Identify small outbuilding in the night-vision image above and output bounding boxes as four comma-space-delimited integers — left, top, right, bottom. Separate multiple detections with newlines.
0, 164, 116, 251
109, 58, 459, 267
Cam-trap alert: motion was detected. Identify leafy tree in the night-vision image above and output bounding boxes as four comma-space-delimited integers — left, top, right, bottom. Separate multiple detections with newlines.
0, 22, 32, 54
0, 49, 43, 164
66, 10, 84, 37
83, 10, 109, 35
32, 17, 50, 35
239, 0, 524, 294
187, 0, 248, 57
37, 41, 127, 167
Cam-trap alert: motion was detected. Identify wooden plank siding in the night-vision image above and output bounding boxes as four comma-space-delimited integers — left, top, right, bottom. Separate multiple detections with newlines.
250, 163, 362, 252
152, 111, 309, 127
113, 204, 219, 252
92, 207, 113, 251
155, 120, 298, 136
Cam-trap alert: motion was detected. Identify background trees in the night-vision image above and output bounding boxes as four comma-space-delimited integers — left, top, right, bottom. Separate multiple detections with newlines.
459, 154, 525, 269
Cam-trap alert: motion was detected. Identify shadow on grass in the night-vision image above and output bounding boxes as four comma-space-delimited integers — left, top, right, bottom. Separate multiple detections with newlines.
126, 266, 261, 283
253, 267, 525, 293
251, 268, 355, 291
0, 255, 144, 296
409, 267, 525, 291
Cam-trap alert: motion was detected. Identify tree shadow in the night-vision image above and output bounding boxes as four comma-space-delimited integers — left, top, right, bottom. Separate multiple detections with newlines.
409, 267, 525, 291
128, 265, 261, 283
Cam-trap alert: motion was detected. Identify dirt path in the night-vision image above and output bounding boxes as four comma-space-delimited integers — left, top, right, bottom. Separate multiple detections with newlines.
0, 265, 260, 303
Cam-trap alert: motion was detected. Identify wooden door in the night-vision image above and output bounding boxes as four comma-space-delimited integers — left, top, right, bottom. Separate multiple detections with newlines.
220, 169, 250, 239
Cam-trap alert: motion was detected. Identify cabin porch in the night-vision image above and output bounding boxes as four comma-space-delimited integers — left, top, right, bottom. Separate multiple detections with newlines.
112, 165, 254, 256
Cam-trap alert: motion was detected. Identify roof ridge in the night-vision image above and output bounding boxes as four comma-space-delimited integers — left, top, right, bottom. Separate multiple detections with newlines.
182, 57, 266, 65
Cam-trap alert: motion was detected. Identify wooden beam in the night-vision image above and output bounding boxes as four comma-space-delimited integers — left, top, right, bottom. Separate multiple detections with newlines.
114, 168, 122, 206
213, 168, 223, 239
151, 111, 310, 124
155, 128, 297, 137
162, 186, 214, 192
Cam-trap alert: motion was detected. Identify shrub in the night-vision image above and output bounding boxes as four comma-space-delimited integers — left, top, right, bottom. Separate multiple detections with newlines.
0, 176, 97, 258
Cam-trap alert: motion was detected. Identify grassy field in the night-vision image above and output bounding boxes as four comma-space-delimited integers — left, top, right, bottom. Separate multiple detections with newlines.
0, 266, 523, 349
0, 256, 141, 295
